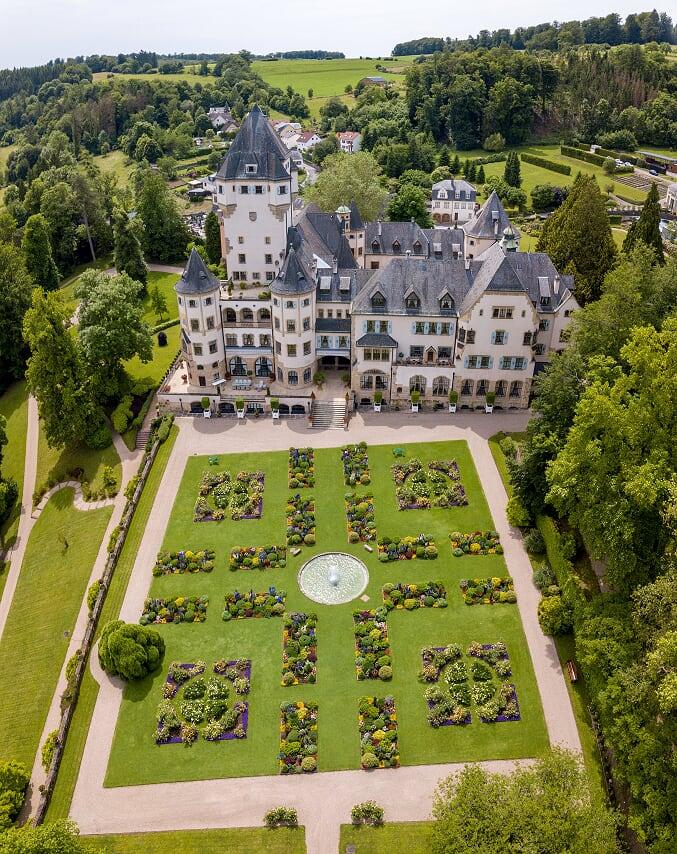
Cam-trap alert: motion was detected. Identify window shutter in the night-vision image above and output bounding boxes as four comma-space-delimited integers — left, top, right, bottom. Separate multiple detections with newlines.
411, 323, 416, 333
488, 357, 493, 369
436, 322, 442, 334
504, 332, 508, 344
362, 321, 367, 333
499, 357, 505, 370
490, 331, 496, 344
463, 356, 469, 369
424, 322, 430, 334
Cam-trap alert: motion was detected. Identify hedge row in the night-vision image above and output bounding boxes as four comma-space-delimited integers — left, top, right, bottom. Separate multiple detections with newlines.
536, 515, 587, 617
593, 146, 640, 166
520, 152, 571, 176
151, 318, 179, 334
560, 145, 607, 167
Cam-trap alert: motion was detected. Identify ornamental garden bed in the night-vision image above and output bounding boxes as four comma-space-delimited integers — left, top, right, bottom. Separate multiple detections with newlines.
382, 581, 447, 611
345, 492, 376, 543
353, 609, 392, 680
194, 470, 264, 521
279, 701, 318, 774
229, 545, 287, 570
153, 548, 215, 576
286, 494, 316, 547
156, 659, 250, 745
460, 577, 516, 605
450, 530, 502, 556
222, 587, 286, 620
282, 612, 317, 686
140, 595, 209, 625
391, 458, 467, 510
358, 696, 399, 769
342, 443, 371, 486
288, 448, 315, 488
377, 534, 437, 562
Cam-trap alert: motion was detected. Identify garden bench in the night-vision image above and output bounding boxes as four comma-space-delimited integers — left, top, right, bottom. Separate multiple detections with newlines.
566, 659, 578, 683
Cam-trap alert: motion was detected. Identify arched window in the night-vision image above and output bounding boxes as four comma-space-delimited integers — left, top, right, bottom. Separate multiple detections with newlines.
255, 357, 272, 377
303, 367, 312, 383
392, 240, 401, 253
461, 379, 473, 396
241, 308, 254, 322
476, 379, 488, 396
225, 308, 236, 323
229, 357, 246, 376
371, 240, 380, 253
258, 307, 271, 321
432, 377, 449, 396
288, 370, 298, 385
409, 375, 426, 393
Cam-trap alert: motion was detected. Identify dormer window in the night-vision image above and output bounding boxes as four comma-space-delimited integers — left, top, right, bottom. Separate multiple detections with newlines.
392, 240, 401, 253
440, 295, 454, 313
438, 190, 447, 199
413, 241, 422, 255
371, 240, 380, 254
371, 291, 386, 309
405, 293, 420, 310
245, 163, 257, 175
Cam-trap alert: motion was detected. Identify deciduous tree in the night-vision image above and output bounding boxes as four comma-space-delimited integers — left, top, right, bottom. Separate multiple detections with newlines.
21, 214, 60, 291
306, 151, 388, 221
0, 243, 33, 390
386, 184, 433, 227
204, 210, 222, 265
136, 169, 188, 263
113, 209, 147, 287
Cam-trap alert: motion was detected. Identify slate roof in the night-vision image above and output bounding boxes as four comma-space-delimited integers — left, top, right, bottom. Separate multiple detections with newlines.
422, 227, 465, 260
175, 248, 220, 295
349, 200, 364, 230
271, 247, 315, 295
431, 179, 476, 201
217, 105, 290, 181
365, 221, 430, 256
356, 333, 398, 347
292, 205, 357, 271
464, 190, 512, 240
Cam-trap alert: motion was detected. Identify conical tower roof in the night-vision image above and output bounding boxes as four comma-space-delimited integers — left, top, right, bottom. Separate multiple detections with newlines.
272, 246, 314, 295
217, 105, 290, 180
464, 190, 512, 240
175, 248, 219, 295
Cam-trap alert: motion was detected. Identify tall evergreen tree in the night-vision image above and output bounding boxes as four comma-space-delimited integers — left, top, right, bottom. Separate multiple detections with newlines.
462, 159, 470, 178
476, 165, 486, 184
113, 209, 148, 287
451, 154, 461, 175
0, 243, 33, 390
204, 211, 222, 265
623, 183, 664, 265
20, 214, 60, 291
438, 148, 450, 167
504, 152, 521, 187
537, 174, 616, 303
467, 162, 477, 182
136, 170, 189, 264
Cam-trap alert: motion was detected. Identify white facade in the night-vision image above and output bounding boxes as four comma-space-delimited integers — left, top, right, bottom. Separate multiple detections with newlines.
337, 132, 361, 153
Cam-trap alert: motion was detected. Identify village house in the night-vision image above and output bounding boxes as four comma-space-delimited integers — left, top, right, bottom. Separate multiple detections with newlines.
336, 131, 361, 153
430, 178, 478, 225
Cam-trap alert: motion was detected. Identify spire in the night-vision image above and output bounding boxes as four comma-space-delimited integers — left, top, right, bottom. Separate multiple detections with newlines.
272, 246, 313, 294
175, 248, 219, 295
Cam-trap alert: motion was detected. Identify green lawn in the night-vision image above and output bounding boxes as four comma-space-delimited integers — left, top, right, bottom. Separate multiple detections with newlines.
36, 420, 121, 500
0, 381, 28, 557
94, 150, 135, 189
106, 440, 548, 787
0, 489, 112, 768
140, 272, 180, 325
124, 322, 180, 385
89, 827, 305, 853
340, 822, 431, 853
47, 429, 178, 821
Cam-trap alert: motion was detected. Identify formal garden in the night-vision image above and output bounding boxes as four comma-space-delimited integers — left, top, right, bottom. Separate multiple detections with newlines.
105, 440, 548, 787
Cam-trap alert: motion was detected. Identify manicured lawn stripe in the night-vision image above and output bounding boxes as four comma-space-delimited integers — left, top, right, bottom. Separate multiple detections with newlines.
89, 827, 306, 853
0, 489, 112, 768
339, 821, 431, 853
0, 381, 28, 561
106, 440, 548, 787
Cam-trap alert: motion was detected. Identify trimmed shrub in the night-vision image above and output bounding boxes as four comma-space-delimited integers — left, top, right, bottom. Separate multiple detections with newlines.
112, 395, 133, 433
98, 620, 165, 680
351, 800, 385, 826
87, 579, 102, 614
524, 528, 545, 554
537, 594, 573, 636
264, 806, 298, 828
41, 730, 59, 773
507, 495, 530, 527
521, 152, 571, 175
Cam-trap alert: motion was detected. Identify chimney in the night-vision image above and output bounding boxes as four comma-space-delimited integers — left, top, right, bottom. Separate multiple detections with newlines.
332, 254, 338, 274
406, 250, 411, 258
377, 220, 382, 236
554, 274, 561, 295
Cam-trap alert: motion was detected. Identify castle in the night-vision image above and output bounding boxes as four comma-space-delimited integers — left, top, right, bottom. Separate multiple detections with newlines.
164, 106, 579, 417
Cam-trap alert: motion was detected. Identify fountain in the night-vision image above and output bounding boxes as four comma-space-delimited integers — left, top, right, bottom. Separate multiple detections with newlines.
298, 552, 369, 605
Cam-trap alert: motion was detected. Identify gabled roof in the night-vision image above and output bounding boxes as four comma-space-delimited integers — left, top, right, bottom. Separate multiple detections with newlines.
365, 221, 429, 255
356, 333, 398, 347
337, 131, 360, 140
431, 179, 476, 200
294, 204, 358, 271
175, 248, 219, 295
272, 247, 315, 295
217, 105, 290, 181
422, 227, 465, 260
464, 190, 511, 240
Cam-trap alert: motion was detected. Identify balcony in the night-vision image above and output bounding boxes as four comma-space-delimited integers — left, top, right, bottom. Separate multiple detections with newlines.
395, 356, 454, 368
222, 320, 271, 329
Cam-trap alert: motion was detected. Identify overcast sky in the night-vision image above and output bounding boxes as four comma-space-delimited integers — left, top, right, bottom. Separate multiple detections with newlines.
0, 1, 664, 68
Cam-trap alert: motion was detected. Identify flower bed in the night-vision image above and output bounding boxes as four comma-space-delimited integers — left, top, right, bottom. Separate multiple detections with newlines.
358, 696, 399, 769
460, 577, 516, 605
229, 545, 287, 571
156, 659, 250, 745
140, 595, 209, 625
279, 701, 318, 773
194, 470, 264, 521
286, 494, 316, 547
282, 612, 317, 685
450, 530, 502, 556
419, 646, 471, 727
288, 448, 315, 488
153, 549, 215, 576
377, 534, 437, 561
353, 609, 391, 680
345, 492, 376, 542
222, 587, 286, 620
392, 458, 467, 510
342, 443, 370, 486
382, 581, 447, 611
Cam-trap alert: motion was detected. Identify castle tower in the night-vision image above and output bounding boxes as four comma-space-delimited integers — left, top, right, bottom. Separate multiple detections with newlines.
175, 249, 225, 389
271, 247, 316, 390
213, 105, 298, 287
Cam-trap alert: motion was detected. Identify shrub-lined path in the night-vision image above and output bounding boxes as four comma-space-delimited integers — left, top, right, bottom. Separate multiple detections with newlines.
68, 411, 580, 854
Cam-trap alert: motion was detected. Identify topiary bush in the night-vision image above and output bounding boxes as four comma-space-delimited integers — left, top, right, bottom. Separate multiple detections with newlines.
351, 800, 384, 826
41, 730, 59, 773
506, 495, 530, 527
98, 620, 165, 680
537, 595, 573, 636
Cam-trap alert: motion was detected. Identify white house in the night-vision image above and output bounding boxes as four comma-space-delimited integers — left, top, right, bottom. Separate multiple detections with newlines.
292, 131, 322, 152
431, 179, 477, 226
207, 105, 232, 129
665, 181, 677, 214
337, 131, 361, 153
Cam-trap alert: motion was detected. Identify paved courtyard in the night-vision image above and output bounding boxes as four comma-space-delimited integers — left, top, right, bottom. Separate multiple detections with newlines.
70, 410, 580, 854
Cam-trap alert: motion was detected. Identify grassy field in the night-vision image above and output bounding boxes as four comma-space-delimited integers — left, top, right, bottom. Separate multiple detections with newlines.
0, 489, 112, 768
124, 322, 180, 385
94, 150, 135, 189
340, 822, 431, 852
0, 382, 28, 559
89, 827, 306, 853
106, 439, 548, 787
36, 420, 121, 500
140, 272, 180, 325
47, 429, 178, 821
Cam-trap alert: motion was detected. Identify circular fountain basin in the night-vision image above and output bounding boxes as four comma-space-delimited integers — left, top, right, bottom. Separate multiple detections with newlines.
298, 552, 369, 605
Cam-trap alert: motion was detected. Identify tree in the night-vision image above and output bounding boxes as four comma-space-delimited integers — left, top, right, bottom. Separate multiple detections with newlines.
623, 183, 664, 265
312, 134, 339, 166
503, 151, 521, 187
451, 154, 461, 174
136, 169, 189, 263
476, 165, 485, 184
23, 289, 96, 449
98, 620, 165, 680
306, 151, 388, 221
0, 760, 28, 830
438, 148, 449, 167
113, 209, 147, 287
0, 243, 33, 390
537, 174, 616, 303
38, 180, 79, 272
431, 750, 616, 854
150, 284, 168, 322
204, 211, 222, 264
20, 214, 60, 291
484, 77, 535, 144
482, 133, 505, 152
0, 415, 18, 528
387, 184, 433, 228
76, 271, 152, 400
0, 819, 95, 853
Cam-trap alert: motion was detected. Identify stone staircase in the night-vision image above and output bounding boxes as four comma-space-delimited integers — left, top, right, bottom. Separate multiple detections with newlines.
135, 429, 151, 450
310, 398, 347, 429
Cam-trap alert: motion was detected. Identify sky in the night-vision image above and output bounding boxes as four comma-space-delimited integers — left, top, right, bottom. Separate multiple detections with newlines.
0, 0, 666, 68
